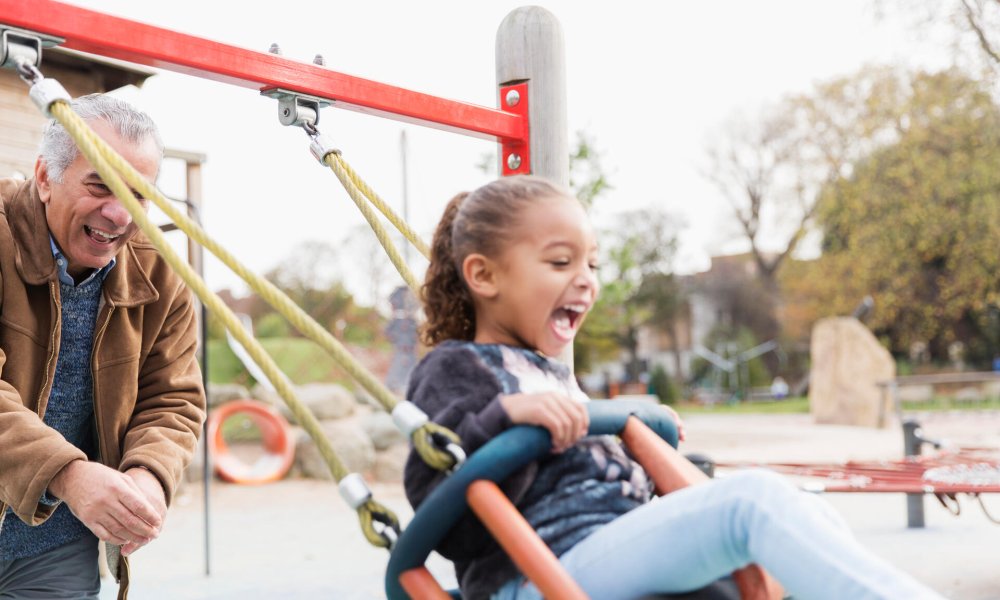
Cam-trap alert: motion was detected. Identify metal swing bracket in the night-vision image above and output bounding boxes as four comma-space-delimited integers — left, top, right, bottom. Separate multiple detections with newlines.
0, 26, 63, 71
260, 87, 333, 130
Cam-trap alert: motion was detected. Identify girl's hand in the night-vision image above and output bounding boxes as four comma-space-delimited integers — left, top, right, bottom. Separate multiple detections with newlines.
500, 392, 589, 452
658, 404, 686, 442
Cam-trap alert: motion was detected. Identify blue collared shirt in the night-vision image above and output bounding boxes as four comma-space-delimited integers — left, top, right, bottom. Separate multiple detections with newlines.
49, 236, 116, 287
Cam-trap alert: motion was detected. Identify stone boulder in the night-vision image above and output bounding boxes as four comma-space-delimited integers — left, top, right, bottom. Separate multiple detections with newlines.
207, 383, 251, 408
372, 443, 410, 483
254, 383, 356, 425
293, 420, 375, 480
361, 411, 407, 450
809, 317, 895, 428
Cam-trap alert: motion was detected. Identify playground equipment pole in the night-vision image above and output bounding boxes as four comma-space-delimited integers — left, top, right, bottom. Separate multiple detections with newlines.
903, 420, 926, 528
496, 6, 570, 363
496, 6, 568, 185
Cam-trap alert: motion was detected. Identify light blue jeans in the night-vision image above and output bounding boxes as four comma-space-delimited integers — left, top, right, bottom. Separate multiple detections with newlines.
493, 469, 945, 600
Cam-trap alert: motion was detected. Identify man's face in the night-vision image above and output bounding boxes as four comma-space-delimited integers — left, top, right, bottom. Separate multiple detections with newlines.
35, 119, 160, 279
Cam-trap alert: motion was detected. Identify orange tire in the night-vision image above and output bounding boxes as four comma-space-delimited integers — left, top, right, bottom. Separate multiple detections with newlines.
207, 399, 295, 484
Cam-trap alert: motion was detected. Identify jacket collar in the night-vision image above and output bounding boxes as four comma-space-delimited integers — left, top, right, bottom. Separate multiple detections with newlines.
8, 179, 158, 307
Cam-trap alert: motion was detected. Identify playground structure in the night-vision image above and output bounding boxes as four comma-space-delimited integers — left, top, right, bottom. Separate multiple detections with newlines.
2, 3, 995, 599
2, 4, 775, 600
716, 419, 1000, 530
0, 0, 568, 593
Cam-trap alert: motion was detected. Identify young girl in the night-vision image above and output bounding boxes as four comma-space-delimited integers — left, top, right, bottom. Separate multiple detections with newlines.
403, 175, 944, 600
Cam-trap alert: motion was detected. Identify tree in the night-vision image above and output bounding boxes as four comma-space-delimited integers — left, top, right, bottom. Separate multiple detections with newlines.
568, 131, 612, 209
262, 240, 386, 346
794, 68, 1000, 364
885, 0, 1000, 80
705, 66, 910, 291
576, 208, 684, 381
476, 130, 613, 209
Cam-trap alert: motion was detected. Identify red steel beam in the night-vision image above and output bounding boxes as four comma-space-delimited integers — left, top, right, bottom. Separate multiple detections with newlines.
0, 0, 527, 144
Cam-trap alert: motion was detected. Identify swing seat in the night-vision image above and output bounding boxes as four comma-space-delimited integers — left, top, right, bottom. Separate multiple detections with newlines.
386, 400, 745, 600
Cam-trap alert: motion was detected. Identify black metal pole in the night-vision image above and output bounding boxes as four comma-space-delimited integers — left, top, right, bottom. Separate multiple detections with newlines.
902, 419, 925, 528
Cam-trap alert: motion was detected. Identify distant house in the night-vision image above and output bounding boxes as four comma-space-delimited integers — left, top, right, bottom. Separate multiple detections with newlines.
0, 47, 154, 177
592, 252, 774, 388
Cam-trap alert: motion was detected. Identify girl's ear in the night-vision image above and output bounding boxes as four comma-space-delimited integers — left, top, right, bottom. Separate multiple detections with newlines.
462, 253, 499, 299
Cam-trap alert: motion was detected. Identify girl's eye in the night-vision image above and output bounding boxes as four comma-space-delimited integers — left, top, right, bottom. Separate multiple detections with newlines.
589, 263, 599, 272
550, 259, 570, 267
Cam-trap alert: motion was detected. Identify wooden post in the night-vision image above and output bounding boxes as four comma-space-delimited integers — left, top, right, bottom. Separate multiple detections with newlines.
496, 6, 568, 186
496, 6, 572, 366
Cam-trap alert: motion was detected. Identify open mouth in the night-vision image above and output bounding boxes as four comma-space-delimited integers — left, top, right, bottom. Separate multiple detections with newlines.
551, 303, 588, 339
85, 225, 121, 245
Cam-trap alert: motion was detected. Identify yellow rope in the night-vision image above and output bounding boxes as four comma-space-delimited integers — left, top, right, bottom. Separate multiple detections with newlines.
323, 153, 421, 295
48, 100, 460, 472
328, 154, 430, 259
48, 99, 401, 547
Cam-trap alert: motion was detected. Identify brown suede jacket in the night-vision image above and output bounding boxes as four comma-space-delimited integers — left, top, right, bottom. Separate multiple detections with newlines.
0, 178, 205, 596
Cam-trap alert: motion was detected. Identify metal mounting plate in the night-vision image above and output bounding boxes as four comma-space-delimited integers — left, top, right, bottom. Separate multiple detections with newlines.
0, 26, 64, 70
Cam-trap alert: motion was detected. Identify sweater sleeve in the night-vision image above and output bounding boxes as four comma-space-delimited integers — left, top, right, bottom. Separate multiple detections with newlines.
402, 343, 533, 562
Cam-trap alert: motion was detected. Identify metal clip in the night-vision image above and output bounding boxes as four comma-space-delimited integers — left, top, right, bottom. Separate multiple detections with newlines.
260, 88, 332, 129
28, 77, 71, 117
391, 401, 429, 437
308, 132, 340, 165
338, 473, 372, 510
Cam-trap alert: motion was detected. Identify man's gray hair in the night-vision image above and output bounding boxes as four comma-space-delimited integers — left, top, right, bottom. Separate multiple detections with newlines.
39, 93, 163, 182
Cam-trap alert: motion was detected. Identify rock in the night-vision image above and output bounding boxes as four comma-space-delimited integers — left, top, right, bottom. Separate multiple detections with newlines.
264, 383, 356, 425
898, 384, 934, 403
250, 383, 282, 407
809, 317, 895, 428
361, 411, 406, 450
293, 421, 375, 480
372, 443, 410, 483
955, 387, 982, 402
207, 383, 251, 408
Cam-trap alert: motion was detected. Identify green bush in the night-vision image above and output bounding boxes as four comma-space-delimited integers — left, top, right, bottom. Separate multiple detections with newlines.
255, 312, 291, 338
649, 364, 678, 405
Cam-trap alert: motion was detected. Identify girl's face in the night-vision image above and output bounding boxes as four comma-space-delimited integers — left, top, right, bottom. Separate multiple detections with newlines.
472, 195, 599, 357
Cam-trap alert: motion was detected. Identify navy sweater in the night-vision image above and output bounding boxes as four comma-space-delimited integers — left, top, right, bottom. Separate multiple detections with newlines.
403, 342, 651, 599
0, 277, 102, 560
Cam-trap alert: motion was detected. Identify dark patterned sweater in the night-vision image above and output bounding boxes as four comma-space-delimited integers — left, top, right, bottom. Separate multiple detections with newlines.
0, 272, 103, 560
403, 342, 651, 599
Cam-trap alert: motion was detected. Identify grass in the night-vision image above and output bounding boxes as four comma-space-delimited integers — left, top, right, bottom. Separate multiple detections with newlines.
673, 396, 1000, 415
206, 337, 355, 387
676, 397, 810, 415
901, 396, 1000, 412
219, 412, 263, 441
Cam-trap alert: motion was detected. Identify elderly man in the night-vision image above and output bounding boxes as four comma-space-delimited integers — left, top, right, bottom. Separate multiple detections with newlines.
0, 94, 205, 599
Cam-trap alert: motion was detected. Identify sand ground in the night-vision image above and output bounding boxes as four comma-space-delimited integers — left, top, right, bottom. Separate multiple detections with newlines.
100, 411, 1000, 599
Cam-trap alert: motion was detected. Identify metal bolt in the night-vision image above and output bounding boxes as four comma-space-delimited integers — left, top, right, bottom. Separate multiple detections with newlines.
507, 153, 522, 171
505, 89, 520, 107
313, 54, 326, 66
268, 43, 282, 55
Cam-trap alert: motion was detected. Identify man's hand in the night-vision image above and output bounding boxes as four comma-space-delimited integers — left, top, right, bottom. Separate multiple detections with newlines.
48, 460, 162, 552
500, 392, 589, 452
121, 467, 168, 556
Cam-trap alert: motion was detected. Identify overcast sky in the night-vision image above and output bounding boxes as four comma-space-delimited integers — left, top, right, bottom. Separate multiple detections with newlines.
62, 0, 952, 306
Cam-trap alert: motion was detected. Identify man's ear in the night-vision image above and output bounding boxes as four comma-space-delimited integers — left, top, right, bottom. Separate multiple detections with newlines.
462, 253, 499, 299
34, 158, 51, 204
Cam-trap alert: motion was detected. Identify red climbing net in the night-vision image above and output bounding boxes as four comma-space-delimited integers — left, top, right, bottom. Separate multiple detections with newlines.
718, 446, 1000, 495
